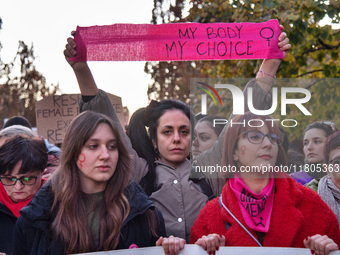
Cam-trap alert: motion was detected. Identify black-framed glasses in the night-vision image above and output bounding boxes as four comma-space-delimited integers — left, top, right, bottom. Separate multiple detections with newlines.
242, 130, 283, 146
0, 176, 38, 186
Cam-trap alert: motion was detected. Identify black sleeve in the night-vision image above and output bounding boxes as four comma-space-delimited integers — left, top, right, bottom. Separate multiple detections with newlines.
154, 207, 166, 238
119, 208, 165, 249
81, 95, 96, 103
12, 217, 30, 255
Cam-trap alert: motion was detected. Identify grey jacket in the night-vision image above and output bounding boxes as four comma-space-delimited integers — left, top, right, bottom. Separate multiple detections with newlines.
150, 160, 207, 242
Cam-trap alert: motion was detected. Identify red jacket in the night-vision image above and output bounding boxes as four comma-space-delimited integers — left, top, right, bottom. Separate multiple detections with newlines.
190, 174, 340, 247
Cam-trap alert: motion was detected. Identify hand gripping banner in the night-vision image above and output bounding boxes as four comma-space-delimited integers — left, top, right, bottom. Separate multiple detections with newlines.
70, 19, 283, 62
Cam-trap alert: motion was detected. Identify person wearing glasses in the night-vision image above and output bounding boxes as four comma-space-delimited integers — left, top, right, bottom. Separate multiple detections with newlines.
0, 135, 48, 255
13, 111, 165, 255
318, 131, 340, 226
186, 112, 340, 255
291, 121, 338, 189
63, 28, 290, 245
0, 124, 60, 180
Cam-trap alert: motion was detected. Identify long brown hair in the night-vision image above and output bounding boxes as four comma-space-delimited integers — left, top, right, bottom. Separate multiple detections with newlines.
51, 111, 132, 253
221, 112, 287, 178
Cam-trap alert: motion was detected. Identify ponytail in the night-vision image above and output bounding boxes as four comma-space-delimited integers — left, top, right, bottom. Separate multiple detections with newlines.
126, 108, 157, 195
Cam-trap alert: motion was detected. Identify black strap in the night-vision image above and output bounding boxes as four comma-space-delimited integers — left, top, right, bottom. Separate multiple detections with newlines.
219, 196, 262, 246
190, 166, 215, 200
194, 177, 216, 201
81, 95, 96, 103
256, 232, 265, 246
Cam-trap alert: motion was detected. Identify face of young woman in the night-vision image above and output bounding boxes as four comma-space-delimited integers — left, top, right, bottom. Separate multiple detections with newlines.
77, 123, 119, 194
155, 109, 191, 169
1, 161, 42, 203
303, 128, 327, 164
233, 125, 279, 172
192, 121, 218, 161
328, 147, 340, 181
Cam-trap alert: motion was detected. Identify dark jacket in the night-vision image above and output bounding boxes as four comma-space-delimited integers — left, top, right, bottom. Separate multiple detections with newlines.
13, 181, 165, 255
0, 202, 17, 254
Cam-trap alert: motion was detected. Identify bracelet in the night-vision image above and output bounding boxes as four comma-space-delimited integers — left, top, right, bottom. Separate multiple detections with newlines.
257, 80, 273, 86
257, 69, 276, 78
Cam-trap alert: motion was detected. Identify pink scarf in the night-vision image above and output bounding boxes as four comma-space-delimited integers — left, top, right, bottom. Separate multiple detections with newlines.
229, 174, 275, 233
0, 179, 46, 218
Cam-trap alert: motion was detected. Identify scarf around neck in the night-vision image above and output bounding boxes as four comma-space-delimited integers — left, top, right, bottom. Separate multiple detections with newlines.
318, 176, 340, 226
0, 179, 46, 218
229, 173, 275, 233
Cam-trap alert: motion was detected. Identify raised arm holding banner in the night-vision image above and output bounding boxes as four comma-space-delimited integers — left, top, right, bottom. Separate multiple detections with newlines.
33, 20, 338, 255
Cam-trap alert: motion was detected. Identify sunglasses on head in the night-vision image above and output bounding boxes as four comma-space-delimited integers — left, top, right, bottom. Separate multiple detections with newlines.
322, 121, 338, 132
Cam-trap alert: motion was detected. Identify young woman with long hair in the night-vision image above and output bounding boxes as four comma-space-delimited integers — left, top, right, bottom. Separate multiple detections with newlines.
318, 131, 340, 226
63, 27, 291, 245
192, 115, 225, 161
64, 35, 209, 243
291, 121, 337, 187
13, 111, 165, 254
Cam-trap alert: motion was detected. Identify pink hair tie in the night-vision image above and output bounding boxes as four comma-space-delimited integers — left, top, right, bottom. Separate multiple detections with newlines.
129, 244, 138, 249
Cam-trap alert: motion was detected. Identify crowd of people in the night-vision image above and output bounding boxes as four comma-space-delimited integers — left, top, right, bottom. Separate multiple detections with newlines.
0, 24, 339, 255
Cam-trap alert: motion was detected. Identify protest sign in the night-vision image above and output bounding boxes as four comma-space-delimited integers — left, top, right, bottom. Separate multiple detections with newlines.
35, 93, 125, 144
76, 245, 340, 255
70, 19, 283, 62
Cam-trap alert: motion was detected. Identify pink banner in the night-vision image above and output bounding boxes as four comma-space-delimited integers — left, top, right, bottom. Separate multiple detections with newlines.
70, 19, 283, 62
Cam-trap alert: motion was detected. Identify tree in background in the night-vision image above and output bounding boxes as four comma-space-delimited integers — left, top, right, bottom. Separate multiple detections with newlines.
146, 0, 340, 140
147, 0, 202, 103
0, 20, 59, 127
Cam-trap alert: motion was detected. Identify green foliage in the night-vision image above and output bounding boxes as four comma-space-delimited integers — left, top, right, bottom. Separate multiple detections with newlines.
146, 0, 340, 141
274, 78, 340, 141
